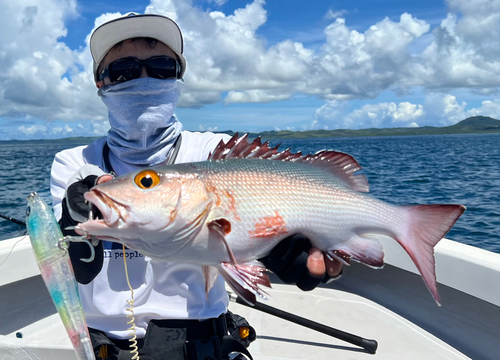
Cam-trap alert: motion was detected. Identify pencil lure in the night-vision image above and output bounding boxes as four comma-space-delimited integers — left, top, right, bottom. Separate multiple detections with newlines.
26, 192, 95, 360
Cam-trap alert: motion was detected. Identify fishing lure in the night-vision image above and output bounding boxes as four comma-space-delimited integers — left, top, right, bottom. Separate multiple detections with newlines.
26, 192, 95, 360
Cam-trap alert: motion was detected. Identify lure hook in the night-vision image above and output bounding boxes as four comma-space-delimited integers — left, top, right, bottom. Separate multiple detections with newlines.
60, 226, 96, 263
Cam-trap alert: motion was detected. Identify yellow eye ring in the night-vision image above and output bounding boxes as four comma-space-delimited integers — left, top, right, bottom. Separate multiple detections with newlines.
134, 169, 161, 190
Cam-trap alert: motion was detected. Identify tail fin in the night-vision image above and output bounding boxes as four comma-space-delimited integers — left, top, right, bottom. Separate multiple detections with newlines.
399, 204, 466, 305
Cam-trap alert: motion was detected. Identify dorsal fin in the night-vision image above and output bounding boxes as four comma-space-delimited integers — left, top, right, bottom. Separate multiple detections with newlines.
208, 133, 369, 192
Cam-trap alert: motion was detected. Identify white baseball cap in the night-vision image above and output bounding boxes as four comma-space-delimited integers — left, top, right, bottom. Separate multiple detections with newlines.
90, 12, 186, 81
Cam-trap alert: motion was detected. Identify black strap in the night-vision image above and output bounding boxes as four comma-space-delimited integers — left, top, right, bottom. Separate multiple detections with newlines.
89, 314, 253, 360
102, 134, 183, 174
102, 141, 114, 174
184, 335, 252, 360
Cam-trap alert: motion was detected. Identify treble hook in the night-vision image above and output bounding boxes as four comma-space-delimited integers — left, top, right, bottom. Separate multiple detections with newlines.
60, 226, 96, 263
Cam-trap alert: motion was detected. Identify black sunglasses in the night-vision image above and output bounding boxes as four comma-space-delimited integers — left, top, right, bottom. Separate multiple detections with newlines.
99, 56, 181, 83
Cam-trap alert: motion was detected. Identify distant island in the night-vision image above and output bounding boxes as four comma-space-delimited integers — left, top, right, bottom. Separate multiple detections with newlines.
2, 116, 500, 144
220, 116, 500, 140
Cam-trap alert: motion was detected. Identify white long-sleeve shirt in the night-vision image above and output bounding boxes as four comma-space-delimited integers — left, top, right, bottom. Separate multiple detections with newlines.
50, 131, 231, 339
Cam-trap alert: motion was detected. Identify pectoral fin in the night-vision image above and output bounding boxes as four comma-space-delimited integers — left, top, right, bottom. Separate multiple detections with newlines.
207, 218, 272, 304
218, 261, 271, 305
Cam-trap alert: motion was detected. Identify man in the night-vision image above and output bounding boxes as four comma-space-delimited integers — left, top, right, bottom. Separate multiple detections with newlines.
51, 12, 342, 360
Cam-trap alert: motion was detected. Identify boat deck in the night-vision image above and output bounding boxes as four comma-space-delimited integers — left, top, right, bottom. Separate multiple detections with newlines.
231, 281, 470, 360
0, 275, 470, 360
1, 235, 500, 359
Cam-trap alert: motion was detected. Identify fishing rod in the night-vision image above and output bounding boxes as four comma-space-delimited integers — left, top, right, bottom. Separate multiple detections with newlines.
0, 214, 26, 227
228, 291, 378, 355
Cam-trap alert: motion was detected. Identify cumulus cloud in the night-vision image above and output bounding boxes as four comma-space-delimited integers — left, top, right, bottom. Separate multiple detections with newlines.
144, 1, 432, 104
2, 0, 500, 138
325, 9, 348, 20
313, 92, 500, 130
198, 124, 219, 132
0, 0, 107, 123
316, 101, 426, 129
12, 119, 107, 140
225, 90, 291, 103
207, 0, 228, 6
423, 93, 467, 125
18, 124, 48, 136
406, 0, 500, 91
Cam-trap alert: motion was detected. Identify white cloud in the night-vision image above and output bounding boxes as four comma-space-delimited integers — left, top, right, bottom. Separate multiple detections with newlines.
207, 0, 228, 6
143, 1, 432, 104
464, 98, 500, 119
0, 0, 106, 126
423, 93, 467, 125
18, 124, 47, 136
3, 0, 500, 139
392, 102, 425, 122
325, 9, 348, 20
198, 124, 219, 132
15, 119, 94, 139
316, 100, 425, 129
313, 91, 500, 130
225, 90, 291, 103
406, 1, 500, 91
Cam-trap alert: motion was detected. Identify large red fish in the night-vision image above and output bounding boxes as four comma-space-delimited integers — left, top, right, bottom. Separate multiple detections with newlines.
79, 134, 465, 304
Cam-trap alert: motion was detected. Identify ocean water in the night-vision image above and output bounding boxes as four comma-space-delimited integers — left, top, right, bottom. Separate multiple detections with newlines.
0, 134, 499, 253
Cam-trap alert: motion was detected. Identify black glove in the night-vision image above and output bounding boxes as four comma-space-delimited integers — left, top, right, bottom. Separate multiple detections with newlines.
59, 165, 108, 284
259, 235, 338, 291
64, 175, 99, 223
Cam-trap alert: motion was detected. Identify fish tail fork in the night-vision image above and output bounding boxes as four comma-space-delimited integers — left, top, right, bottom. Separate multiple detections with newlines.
398, 204, 466, 305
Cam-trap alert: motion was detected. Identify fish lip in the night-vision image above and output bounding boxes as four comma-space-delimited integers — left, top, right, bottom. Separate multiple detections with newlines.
84, 189, 130, 226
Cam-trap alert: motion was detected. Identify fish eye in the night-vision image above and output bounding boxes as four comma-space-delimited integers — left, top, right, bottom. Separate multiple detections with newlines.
26, 206, 31, 217
134, 169, 161, 190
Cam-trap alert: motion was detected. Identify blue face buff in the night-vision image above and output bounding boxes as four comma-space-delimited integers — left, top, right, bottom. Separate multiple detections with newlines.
98, 77, 184, 166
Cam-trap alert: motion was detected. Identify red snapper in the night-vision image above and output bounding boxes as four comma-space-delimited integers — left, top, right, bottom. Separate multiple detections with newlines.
79, 134, 465, 304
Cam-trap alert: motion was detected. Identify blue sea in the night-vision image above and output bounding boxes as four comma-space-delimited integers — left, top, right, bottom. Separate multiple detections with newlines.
0, 134, 499, 253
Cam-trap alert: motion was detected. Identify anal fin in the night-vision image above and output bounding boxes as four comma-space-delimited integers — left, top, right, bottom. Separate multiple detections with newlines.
329, 235, 385, 269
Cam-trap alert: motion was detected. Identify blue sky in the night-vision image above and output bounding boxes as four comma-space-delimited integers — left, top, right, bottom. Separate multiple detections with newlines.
1, 0, 499, 140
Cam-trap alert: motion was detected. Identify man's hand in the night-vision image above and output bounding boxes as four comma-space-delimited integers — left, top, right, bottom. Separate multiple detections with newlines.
307, 247, 343, 278
259, 235, 343, 291
63, 164, 110, 224
59, 165, 113, 284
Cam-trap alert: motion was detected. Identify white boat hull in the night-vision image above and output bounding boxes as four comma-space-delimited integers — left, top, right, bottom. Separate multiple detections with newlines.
1, 235, 499, 359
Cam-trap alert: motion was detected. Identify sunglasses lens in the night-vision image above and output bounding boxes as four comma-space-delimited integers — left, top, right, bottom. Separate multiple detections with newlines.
146, 57, 178, 79
109, 59, 141, 82
102, 56, 179, 83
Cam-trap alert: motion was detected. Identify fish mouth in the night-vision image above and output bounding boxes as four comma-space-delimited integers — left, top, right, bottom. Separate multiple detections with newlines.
84, 189, 130, 227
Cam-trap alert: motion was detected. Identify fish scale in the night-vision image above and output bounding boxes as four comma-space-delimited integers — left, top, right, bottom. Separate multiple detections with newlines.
80, 133, 465, 305
197, 159, 376, 248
